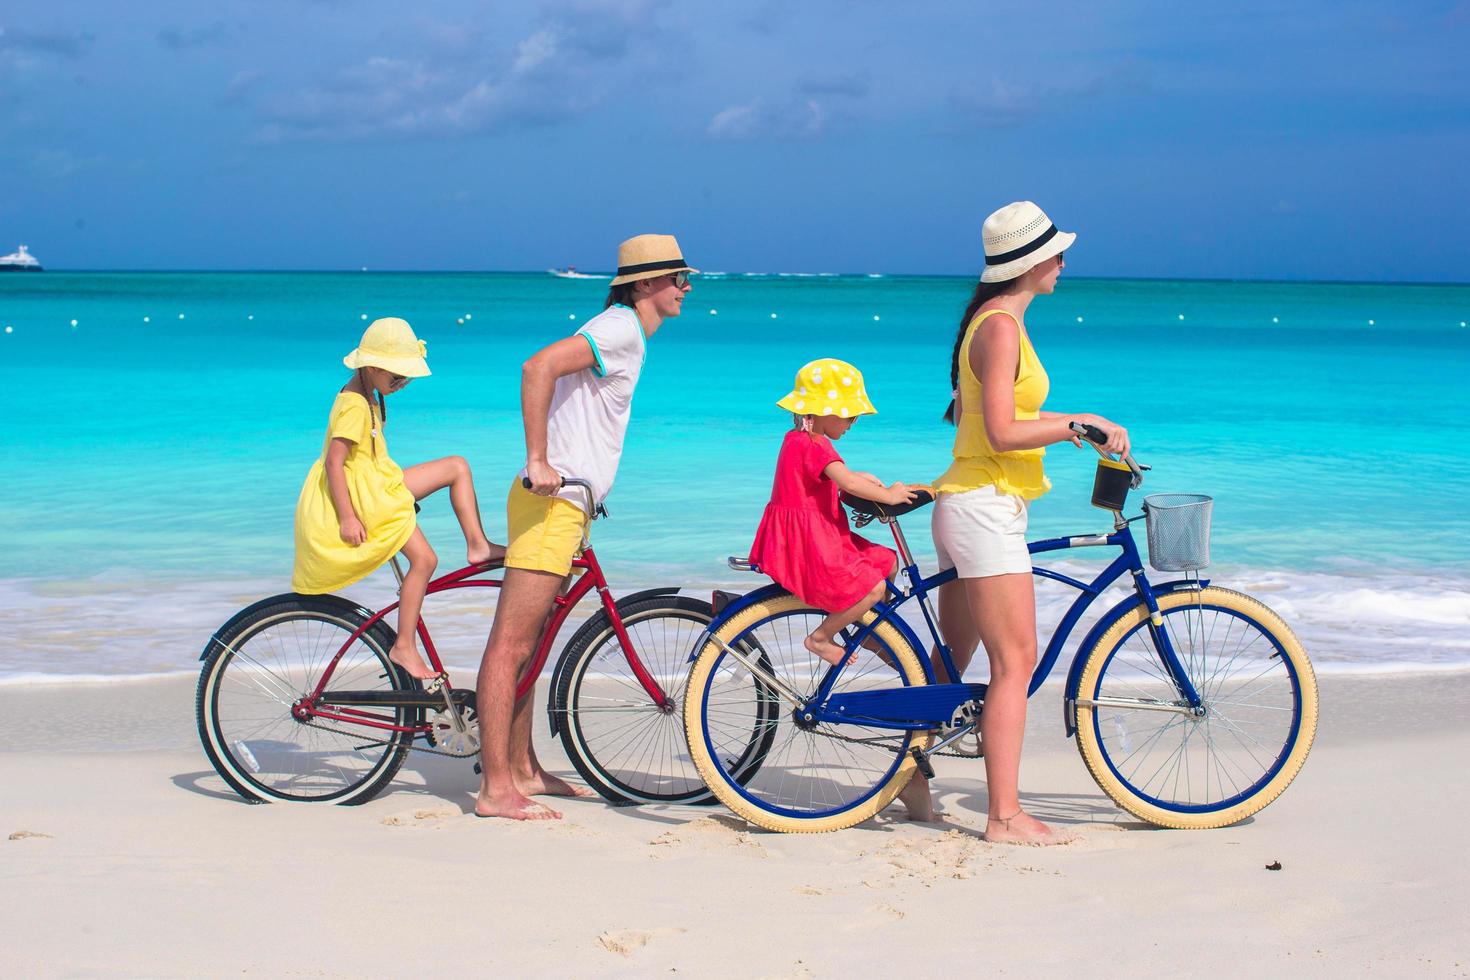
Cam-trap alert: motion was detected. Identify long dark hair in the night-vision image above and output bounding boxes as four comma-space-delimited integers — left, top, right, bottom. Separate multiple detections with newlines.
942, 278, 1017, 424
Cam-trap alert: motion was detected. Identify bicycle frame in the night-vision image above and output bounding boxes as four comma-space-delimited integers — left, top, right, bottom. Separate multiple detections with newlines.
708, 508, 1209, 735
296, 545, 673, 736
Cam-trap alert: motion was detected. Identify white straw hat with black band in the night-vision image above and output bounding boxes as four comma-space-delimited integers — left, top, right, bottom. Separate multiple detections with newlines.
608, 234, 699, 286
979, 201, 1076, 283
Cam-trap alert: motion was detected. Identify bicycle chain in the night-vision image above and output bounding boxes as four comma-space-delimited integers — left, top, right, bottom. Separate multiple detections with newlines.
295, 715, 480, 759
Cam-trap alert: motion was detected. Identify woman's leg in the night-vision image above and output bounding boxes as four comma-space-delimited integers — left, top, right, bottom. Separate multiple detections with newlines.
895, 578, 980, 821
806, 577, 886, 666
388, 528, 440, 680
963, 572, 1061, 843
401, 456, 502, 565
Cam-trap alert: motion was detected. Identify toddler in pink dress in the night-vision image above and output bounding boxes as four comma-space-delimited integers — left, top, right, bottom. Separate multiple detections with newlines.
749, 358, 917, 665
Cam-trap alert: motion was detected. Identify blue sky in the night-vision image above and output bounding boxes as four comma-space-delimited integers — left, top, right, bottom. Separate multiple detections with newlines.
2, 1, 1467, 280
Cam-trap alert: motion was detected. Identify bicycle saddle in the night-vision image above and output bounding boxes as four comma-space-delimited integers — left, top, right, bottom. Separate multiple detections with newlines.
840, 488, 936, 521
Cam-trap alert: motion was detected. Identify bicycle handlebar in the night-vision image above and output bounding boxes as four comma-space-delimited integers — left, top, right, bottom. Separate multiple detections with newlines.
521, 476, 592, 491
1069, 421, 1148, 490
521, 475, 601, 518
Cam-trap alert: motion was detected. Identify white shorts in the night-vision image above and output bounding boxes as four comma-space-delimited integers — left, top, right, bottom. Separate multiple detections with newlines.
931, 484, 1031, 578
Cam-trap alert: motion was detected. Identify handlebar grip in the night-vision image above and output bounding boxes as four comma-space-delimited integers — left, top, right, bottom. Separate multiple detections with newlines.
523, 476, 591, 489
1069, 421, 1108, 445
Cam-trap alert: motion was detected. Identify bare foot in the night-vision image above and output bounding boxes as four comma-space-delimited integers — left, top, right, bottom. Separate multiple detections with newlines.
983, 809, 1073, 845
389, 644, 441, 681
519, 770, 596, 799
475, 789, 562, 820
468, 540, 505, 566
804, 634, 857, 666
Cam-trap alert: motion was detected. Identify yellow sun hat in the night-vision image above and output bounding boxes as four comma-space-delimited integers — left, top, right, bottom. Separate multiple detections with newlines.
775, 358, 877, 418
342, 317, 431, 378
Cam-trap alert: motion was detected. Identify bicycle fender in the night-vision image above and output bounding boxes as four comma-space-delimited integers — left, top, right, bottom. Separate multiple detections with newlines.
688, 583, 792, 662
199, 592, 376, 661
1060, 578, 1209, 736
545, 587, 682, 736
611, 586, 680, 607
866, 598, 929, 673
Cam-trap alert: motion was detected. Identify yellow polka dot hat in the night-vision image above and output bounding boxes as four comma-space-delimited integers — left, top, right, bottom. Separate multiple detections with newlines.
776, 358, 877, 418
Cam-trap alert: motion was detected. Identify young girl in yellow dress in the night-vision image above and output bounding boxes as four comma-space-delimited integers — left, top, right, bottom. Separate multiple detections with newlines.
292, 317, 504, 681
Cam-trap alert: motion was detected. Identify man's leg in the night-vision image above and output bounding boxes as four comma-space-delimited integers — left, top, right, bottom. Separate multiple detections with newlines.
474, 567, 564, 820
504, 570, 595, 798
509, 688, 595, 798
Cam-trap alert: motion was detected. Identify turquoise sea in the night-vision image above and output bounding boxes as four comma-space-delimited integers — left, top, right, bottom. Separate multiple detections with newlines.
3, 271, 1468, 681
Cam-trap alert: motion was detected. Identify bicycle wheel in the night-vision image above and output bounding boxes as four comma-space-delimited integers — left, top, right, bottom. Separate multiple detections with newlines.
555, 595, 775, 804
1074, 586, 1318, 828
684, 592, 932, 833
196, 594, 416, 805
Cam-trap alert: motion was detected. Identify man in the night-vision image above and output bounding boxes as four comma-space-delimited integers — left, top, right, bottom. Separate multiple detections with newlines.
475, 234, 696, 820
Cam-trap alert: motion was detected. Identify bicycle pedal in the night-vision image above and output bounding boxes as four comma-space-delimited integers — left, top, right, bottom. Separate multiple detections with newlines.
910, 747, 935, 780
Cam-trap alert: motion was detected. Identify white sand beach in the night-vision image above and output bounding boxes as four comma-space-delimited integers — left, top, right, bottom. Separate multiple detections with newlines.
3, 670, 1468, 978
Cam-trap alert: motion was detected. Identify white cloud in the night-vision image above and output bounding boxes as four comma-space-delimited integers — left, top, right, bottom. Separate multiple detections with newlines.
249, 5, 677, 143
706, 98, 826, 140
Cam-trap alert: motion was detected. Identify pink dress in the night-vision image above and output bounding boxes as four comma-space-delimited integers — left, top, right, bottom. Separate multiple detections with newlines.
749, 430, 897, 612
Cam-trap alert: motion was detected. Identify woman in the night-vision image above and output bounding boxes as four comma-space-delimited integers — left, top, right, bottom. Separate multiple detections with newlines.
923, 201, 1128, 844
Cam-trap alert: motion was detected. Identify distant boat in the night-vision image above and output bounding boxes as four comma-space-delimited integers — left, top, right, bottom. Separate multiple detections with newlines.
548, 266, 609, 280
0, 245, 42, 271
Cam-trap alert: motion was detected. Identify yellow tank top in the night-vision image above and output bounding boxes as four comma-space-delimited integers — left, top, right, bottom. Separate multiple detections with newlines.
933, 308, 1052, 499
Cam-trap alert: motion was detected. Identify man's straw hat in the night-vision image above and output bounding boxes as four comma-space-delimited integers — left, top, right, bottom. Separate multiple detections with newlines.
342, 317, 430, 377
979, 201, 1076, 283
608, 234, 699, 286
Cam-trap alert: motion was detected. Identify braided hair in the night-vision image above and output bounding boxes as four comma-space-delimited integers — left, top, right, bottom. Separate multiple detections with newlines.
942, 278, 1018, 424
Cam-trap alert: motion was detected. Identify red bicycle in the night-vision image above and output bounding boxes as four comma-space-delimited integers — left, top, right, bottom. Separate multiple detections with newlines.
196, 479, 777, 806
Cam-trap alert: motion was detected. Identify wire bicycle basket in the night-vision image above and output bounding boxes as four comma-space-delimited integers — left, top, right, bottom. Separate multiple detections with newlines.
1142, 493, 1212, 571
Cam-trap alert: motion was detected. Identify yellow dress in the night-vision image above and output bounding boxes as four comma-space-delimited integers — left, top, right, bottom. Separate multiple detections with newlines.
292, 392, 416, 594
933, 308, 1052, 500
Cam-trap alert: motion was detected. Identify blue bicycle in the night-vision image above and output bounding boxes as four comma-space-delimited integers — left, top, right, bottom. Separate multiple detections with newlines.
683, 425, 1318, 833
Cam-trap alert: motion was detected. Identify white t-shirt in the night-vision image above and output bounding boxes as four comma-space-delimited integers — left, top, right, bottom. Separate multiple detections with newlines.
520, 304, 647, 512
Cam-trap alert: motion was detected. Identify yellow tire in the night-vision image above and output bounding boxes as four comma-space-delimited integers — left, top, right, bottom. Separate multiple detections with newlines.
1074, 587, 1318, 829
683, 592, 932, 833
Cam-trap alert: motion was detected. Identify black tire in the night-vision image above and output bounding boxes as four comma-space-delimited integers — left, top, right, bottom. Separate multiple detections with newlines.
553, 595, 779, 804
196, 594, 416, 805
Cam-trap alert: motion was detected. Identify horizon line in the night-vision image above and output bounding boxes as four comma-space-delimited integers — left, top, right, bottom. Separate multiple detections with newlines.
10, 268, 1469, 288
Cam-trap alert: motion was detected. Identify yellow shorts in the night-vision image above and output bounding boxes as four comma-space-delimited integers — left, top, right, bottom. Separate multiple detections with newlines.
504, 479, 589, 576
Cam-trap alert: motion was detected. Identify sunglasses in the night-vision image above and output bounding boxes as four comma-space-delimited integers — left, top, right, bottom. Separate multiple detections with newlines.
386, 372, 410, 388
666, 271, 691, 288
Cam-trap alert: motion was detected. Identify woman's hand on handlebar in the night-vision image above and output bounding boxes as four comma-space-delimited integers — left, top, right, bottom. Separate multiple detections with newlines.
1072, 415, 1130, 457
524, 459, 563, 496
